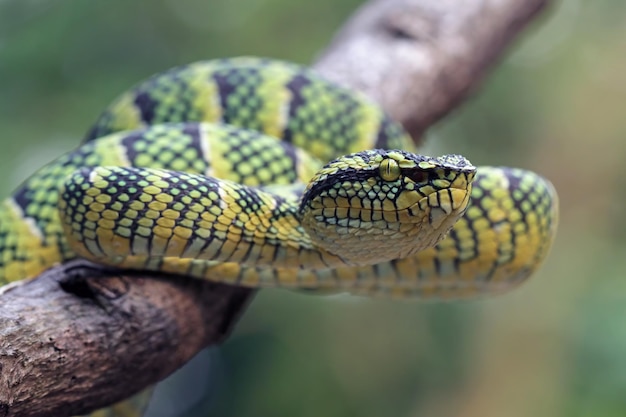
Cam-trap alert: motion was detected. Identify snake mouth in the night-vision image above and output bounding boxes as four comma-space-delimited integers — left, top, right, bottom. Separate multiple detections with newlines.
423, 187, 471, 211
332, 187, 470, 233
321, 187, 472, 263
404, 187, 472, 229
373, 184, 472, 219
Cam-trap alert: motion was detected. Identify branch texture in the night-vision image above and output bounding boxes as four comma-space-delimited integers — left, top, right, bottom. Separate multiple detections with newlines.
0, 0, 549, 415
0, 262, 253, 417
316, 0, 549, 139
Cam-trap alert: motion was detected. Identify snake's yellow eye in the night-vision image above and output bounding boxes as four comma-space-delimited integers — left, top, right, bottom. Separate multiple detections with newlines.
379, 158, 401, 181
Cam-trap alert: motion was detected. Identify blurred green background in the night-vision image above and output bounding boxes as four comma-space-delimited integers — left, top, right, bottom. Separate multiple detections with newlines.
2, 0, 626, 416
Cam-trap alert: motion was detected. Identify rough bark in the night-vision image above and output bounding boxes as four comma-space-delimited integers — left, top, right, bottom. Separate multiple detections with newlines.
315, 0, 549, 139
0, 0, 549, 416
0, 261, 253, 417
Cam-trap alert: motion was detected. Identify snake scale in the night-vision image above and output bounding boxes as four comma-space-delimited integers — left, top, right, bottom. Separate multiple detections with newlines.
0, 57, 558, 416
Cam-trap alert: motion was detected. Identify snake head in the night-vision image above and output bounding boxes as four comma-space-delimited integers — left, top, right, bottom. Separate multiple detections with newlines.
299, 149, 476, 266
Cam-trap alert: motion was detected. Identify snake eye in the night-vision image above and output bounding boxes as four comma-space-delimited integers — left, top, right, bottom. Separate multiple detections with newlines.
379, 158, 401, 181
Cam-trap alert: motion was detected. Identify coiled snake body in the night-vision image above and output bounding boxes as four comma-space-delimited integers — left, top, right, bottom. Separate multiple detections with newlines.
0, 57, 557, 415
0, 57, 558, 298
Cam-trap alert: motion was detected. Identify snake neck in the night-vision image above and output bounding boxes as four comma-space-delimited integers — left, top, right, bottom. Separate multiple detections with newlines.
59, 166, 349, 272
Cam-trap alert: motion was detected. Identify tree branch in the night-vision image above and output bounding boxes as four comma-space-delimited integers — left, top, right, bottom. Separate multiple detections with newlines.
0, 261, 253, 417
315, 0, 549, 140
0, 0, 549, 416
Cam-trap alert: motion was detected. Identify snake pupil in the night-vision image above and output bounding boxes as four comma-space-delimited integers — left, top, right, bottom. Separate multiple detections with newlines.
379, 158, 401, 181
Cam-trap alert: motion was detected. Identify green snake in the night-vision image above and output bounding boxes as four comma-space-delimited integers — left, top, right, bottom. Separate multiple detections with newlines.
0, 57, 558, 415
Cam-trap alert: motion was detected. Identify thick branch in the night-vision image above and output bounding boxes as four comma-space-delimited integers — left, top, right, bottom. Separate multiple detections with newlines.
0, 0, 550, 416
316, 0, 549, 139
0, 262, 253, 417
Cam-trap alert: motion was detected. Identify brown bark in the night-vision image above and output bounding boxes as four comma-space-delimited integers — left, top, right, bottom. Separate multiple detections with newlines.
315, 0, 549, 140
0, 0, 549, 416
0, 261, 253, 417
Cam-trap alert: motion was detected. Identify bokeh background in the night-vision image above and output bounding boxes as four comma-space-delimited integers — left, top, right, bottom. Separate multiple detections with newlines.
1, 1, 625, 416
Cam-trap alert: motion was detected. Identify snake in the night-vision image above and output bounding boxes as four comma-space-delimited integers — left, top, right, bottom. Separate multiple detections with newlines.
0, 57, 558, 416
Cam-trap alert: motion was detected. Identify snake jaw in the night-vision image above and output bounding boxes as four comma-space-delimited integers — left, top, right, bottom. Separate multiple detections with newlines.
407, 185, 473, 255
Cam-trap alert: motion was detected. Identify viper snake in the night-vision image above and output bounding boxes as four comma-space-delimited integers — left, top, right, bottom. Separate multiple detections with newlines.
0, 57, 558, 416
